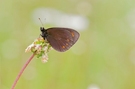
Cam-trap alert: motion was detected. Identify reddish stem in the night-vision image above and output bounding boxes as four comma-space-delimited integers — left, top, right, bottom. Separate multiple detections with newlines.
11, 53, 35, 89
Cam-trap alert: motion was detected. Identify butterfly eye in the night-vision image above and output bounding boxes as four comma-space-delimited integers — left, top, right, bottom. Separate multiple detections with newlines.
40, 27, 44, 32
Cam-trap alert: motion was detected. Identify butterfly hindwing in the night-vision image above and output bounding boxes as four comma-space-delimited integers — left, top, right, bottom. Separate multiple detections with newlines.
46, 28, 79, 52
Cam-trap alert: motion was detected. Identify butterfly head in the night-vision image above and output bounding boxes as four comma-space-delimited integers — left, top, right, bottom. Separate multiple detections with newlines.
40, 27, 48, 40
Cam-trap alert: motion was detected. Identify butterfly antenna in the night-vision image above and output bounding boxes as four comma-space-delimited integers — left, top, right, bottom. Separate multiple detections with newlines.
38, 18, 44, 27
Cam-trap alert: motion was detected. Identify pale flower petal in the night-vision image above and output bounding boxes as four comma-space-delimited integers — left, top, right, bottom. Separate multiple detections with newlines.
41, 54, 48, 63
25, 44, 35, 52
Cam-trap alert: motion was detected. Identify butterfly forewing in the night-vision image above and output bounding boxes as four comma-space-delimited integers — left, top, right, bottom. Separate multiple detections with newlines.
46, 28, 79, 52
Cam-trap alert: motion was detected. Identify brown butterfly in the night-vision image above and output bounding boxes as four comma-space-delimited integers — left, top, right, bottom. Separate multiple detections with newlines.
40, 27, 80, 52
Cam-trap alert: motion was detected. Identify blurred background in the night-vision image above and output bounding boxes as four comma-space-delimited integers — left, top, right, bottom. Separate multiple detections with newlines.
1, 0, 135, 89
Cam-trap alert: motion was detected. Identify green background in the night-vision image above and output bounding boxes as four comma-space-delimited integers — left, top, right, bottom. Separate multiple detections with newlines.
1, 0, 135, 89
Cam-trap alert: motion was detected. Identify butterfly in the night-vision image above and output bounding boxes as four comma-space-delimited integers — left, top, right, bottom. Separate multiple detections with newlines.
40, 27, 80, 52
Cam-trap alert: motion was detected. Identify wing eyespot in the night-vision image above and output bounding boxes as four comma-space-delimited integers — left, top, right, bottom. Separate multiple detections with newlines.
71, 32, 74, 37
62, 46, 65, 49
66, 39, 70, 42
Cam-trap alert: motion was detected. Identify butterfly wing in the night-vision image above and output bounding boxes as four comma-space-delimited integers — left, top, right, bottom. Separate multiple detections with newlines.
46, 27, 80, 52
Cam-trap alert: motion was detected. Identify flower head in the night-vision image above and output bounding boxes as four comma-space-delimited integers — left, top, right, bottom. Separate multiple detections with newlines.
25, 37, 52, 63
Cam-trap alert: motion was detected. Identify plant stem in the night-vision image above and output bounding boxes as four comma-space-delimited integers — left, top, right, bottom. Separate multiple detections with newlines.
11, 53, 35, 89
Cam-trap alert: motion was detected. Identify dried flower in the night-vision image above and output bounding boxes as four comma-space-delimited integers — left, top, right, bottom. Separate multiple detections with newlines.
25, 37, 52, 63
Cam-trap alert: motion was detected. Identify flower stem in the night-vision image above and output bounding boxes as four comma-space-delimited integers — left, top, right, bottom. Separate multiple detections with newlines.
11, 53, 36, 89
